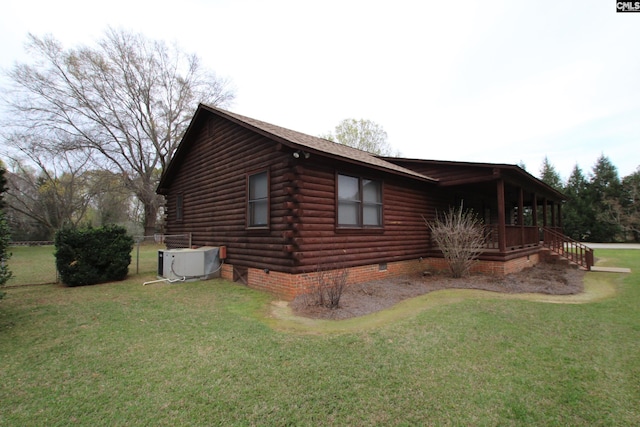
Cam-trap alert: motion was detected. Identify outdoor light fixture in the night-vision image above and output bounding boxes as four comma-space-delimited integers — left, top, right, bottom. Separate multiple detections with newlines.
292, 150, 311, 159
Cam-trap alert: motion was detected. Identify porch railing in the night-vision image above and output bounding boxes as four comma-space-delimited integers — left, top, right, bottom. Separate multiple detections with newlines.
541, 226, 593, 270
484, 225, 540, 250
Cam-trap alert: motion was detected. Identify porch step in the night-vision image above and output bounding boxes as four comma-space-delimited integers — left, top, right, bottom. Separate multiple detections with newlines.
541, 228, 594, 270
540, 248, 582, 269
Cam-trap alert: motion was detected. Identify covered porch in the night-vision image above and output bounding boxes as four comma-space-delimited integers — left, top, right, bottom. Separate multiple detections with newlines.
428, 163, 565, 251
430, 164, 593, 270
385, 158, 593, 269
385, 158, 593, 270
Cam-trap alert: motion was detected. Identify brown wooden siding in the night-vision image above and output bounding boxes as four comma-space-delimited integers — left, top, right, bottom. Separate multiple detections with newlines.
164, 115, 295, 271
287, 159, 439, 273
163, 113, 444, 275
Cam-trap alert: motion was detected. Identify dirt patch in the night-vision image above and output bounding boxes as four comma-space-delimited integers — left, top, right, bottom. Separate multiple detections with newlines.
290, 263, 585, 320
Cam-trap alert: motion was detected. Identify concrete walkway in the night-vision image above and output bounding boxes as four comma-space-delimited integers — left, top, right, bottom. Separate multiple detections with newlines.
584, 243, 640, 250
584, 243, 635, 273
591, 266, 632, 273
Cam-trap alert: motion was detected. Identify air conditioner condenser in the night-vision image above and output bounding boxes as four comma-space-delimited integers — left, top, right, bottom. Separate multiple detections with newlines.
157, 246, 221, 281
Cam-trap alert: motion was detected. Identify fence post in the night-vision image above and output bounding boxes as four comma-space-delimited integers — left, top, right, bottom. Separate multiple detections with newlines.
136, 239, 140, 275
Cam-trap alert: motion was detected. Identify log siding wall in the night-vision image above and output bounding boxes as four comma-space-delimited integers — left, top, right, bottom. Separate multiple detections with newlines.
163, 113, 445, 294
164, 115, 295, 271
289, 160, 437, 273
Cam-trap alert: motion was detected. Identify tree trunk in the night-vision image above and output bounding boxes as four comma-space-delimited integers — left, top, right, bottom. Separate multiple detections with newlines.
144, 202, 158, 237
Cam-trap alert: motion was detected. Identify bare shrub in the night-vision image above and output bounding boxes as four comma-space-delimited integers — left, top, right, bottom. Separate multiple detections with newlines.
424, 203, 487, 278
306, 265, 349, 309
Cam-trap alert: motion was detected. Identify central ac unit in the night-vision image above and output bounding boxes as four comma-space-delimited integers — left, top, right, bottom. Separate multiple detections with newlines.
158, 247, 221, 281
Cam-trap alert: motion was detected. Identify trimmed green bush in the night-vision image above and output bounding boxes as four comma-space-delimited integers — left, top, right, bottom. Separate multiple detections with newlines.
55, 225, 134, 287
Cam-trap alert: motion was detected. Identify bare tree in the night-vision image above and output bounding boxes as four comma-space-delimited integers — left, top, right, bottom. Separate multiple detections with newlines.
4, 134, 95, 238
85, 169, 134, 227
321, 118, 398, 156
424, 204, 487, 278
2, 28, 235, 235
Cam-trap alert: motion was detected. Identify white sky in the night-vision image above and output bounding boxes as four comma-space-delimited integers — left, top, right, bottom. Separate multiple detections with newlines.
1, 0, 639, 180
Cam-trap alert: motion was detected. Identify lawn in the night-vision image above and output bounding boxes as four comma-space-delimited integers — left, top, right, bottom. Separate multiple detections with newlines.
0, 249, 639, 425
5, 243, 163, 286
4, 245, 59, 286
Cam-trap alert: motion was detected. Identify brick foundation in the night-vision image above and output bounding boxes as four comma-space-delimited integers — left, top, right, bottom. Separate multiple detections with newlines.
221, 259, 426, 300
220, 253, 541, 300
425, 253, 540, 275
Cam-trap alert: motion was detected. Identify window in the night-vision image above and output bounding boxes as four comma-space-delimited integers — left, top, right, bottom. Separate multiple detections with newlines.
362, 179, 383, 226
248, 171, 269, 227
176, 194, 183, 221
337, 174, 382, 227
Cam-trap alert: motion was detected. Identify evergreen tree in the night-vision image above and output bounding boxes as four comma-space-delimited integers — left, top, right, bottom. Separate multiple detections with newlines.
562, 165, 593, 241
539, 156, 563, 191
620, 167, 640, 241
586, 155, 623, 242
0, 162, 13, 295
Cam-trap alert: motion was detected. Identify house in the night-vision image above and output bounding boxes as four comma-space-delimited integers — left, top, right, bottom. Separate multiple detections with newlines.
157, 104, 592, 300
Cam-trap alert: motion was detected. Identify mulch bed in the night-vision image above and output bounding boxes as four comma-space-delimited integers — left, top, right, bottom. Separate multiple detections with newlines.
290, 263, 585, 320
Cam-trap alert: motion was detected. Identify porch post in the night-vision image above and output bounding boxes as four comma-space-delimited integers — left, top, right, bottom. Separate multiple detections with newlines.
532, 193, 538, 227
557, 203, 562, 228
542, 198, 548, 227
497, 179, 507, 252
518, 187, 524, 247
551, 201, 556, 227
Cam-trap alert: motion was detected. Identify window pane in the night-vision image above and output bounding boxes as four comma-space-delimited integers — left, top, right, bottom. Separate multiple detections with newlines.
176, 194, 183, 221
363, 204, 382, 226
338, 200, 360, 226
249, 200, 268, 226
249, 172, 268, 199
363, 180, 381, 203
338, 175, 359, 201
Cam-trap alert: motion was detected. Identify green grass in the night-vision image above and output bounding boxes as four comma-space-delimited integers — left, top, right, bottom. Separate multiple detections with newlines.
6, 243, 163, 286
0, 249, 639, 425
5, 245, 58, 286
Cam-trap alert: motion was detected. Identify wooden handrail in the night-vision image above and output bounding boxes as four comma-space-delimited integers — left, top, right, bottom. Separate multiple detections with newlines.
483, 225, 540, 250
541, 227, 593, 270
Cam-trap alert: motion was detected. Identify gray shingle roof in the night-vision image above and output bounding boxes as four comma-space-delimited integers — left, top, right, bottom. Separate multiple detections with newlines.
201, 104, 436, 183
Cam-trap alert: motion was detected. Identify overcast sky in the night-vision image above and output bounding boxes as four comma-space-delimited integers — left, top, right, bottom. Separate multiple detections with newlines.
1, 0, 638, 180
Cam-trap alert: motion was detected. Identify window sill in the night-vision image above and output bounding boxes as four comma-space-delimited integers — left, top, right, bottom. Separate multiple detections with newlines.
246, 226, 270, 232
335, 227, 384, 235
